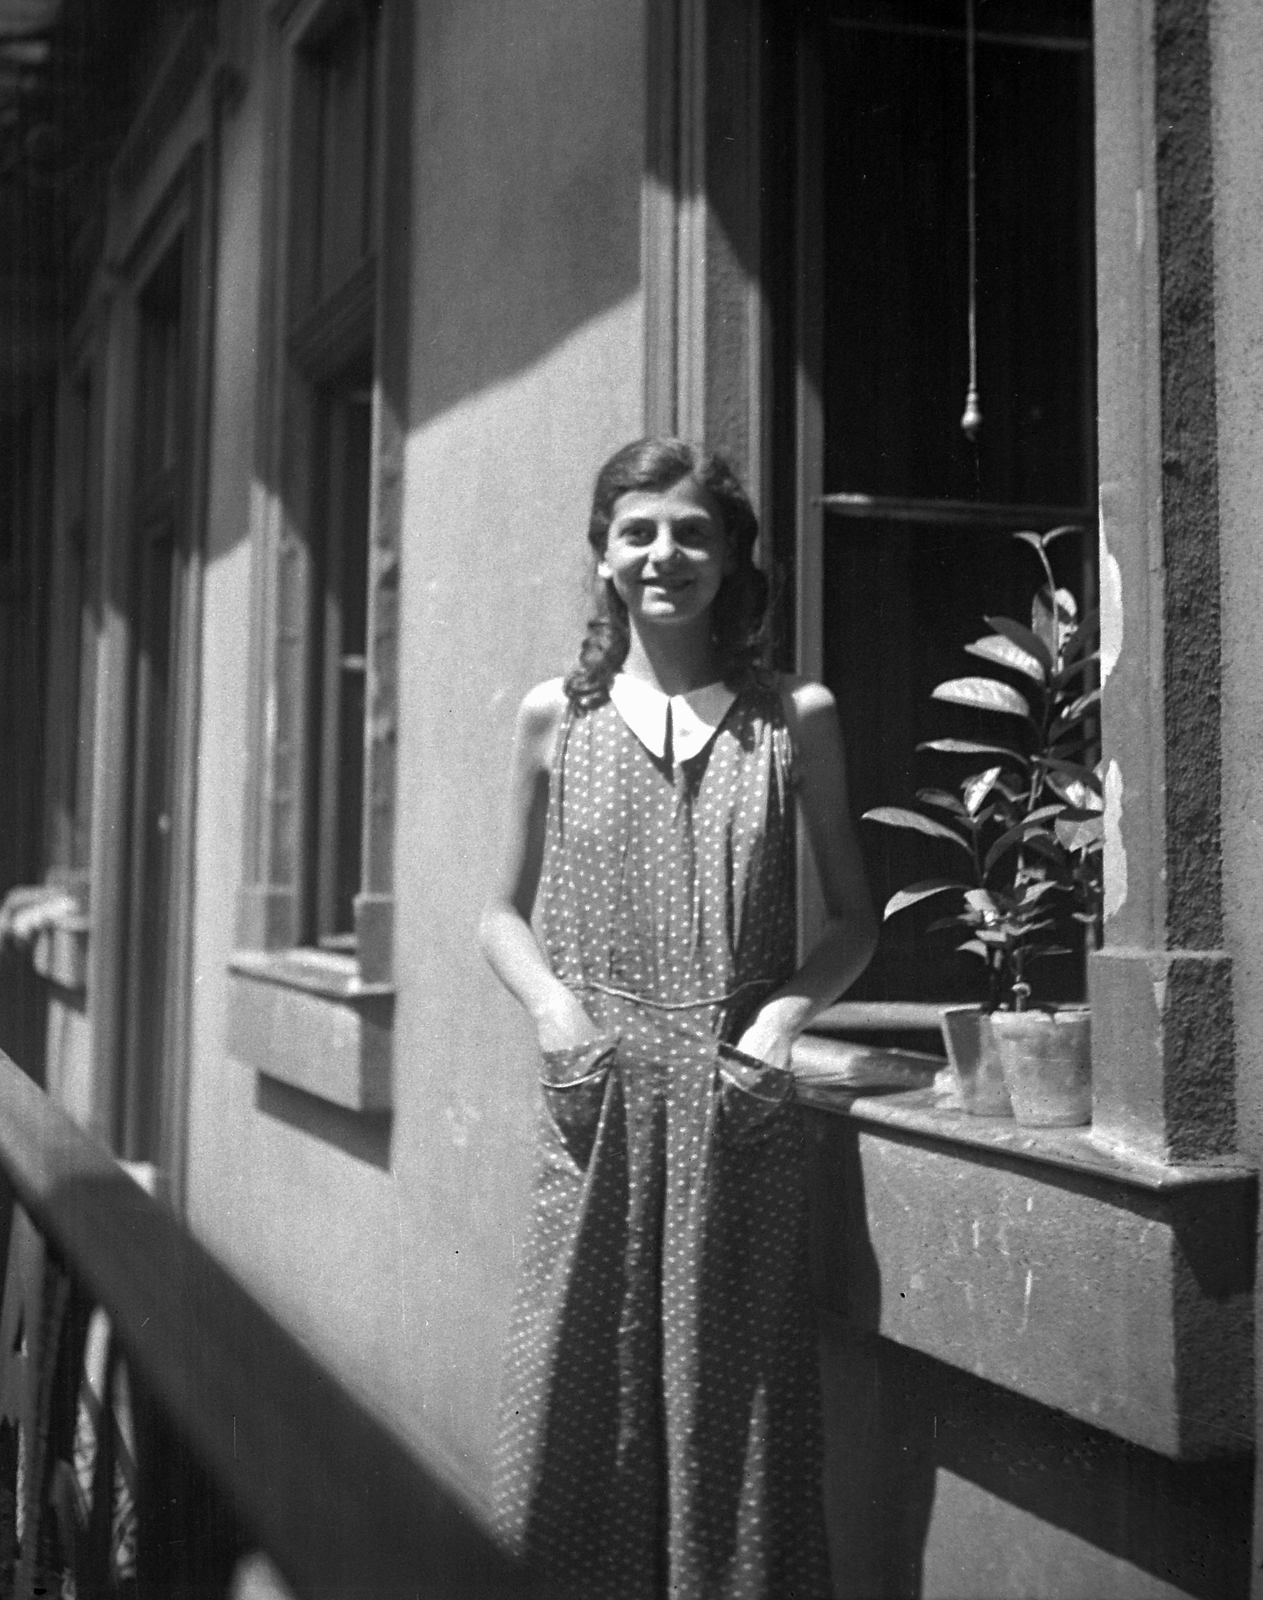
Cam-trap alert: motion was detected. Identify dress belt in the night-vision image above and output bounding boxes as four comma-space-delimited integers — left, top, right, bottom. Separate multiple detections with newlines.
573, 976, 776, 1013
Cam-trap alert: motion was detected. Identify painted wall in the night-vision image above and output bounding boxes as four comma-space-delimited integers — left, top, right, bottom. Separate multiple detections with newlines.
822, 1326, 1249, 1600
183, 0, 645, 1503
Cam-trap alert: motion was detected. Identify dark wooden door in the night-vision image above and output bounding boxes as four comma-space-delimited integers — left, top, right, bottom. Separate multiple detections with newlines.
119, 239, 188, 1164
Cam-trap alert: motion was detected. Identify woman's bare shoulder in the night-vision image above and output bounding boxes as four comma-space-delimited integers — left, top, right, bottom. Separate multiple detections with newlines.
515, 678, 571, 765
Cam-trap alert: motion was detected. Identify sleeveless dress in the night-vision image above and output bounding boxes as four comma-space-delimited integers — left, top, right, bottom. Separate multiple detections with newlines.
494, 678, 833, 1600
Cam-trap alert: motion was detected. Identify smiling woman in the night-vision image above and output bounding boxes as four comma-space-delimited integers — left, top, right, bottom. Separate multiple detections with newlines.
478, 436, 877, 1598
597, 478, 730, 629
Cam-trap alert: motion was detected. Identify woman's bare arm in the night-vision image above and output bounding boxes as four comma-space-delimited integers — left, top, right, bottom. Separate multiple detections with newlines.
735, 678, 878, 1068
477, 680, 601, 1052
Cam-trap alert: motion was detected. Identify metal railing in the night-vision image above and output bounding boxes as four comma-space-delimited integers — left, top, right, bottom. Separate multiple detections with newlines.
0, 1048, 538, 1599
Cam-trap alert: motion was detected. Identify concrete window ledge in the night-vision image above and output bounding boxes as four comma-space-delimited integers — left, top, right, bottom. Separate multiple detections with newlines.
795, 1033, 1256, 1463
227, 950, 394, 1113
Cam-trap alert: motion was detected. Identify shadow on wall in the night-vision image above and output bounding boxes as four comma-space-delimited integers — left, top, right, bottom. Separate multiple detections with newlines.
405, 0, 649, 440
821, 1327, 1252, 1600
810, 1119, 1252, 1600
255, 1076, 392, 1172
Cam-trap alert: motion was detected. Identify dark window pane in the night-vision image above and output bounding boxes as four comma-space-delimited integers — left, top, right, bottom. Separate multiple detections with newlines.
136, 246, 183, 489
823, 0, 1093, 505
817, 0, 1096, 1003
311, 361, 372, 944
313, 5, 378, 302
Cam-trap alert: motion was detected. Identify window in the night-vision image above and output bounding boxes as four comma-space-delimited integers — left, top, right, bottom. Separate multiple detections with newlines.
309, 361, 372, 948
240, 0, 395, 977
784, 0, 1097, 1007
231, 0, 403, 1111
288, 0, 379, 957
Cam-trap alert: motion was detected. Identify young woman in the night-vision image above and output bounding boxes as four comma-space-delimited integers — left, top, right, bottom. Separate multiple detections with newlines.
479, 437, 877, 1599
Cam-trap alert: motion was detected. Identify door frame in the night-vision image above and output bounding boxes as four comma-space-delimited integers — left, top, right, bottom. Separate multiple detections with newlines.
88, 143, 214, 1203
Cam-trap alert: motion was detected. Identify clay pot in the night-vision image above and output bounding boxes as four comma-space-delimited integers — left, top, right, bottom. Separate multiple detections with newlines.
991, 1008, 1092, 1127
939, 1006, 1012, 1116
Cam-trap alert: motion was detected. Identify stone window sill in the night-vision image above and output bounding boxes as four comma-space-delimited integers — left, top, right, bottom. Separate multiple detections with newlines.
794, 1033, 1250, 1192
227, 950, 394, 1113
795, 1030, 1256, 1461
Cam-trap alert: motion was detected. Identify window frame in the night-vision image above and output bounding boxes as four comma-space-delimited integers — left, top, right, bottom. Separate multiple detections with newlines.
237, 0, 402, 990
643, 0, 1235, 1167
230, 0, 410, 1113
792, 2, 1099, 1010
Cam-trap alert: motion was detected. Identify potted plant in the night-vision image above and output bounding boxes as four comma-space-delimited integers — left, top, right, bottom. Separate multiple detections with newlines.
862, 528, 1103, 1126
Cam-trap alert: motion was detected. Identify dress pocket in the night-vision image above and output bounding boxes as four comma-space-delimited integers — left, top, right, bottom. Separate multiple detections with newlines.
716, 1041, 795, 1144
539, 1035, 618, 1165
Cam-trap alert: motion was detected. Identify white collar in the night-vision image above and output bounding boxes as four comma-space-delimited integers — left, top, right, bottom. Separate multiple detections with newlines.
608, 673, 737, 762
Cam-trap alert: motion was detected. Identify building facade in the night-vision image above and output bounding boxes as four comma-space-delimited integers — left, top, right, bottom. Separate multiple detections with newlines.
2, 0, 1262, 1594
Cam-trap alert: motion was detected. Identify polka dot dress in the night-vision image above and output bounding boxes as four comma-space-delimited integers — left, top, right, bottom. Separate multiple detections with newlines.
494, 679, 833, 1600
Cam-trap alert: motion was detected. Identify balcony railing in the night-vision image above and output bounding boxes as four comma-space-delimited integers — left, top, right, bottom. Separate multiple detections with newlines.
0, 1047, 539, 1599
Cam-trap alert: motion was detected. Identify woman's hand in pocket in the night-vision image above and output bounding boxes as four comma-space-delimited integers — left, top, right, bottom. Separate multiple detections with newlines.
534, 985, 601, 1055
733, 1013, 796, 1073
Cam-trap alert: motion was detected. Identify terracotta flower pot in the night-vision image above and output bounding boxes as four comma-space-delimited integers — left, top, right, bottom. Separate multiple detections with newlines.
939, 1006, 1012, 1116
991, 1008, 1092, 1127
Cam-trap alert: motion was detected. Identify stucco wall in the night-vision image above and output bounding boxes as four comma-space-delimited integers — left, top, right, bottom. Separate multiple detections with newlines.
1210, 0, 1263, 1576
185, 0, 644, 1503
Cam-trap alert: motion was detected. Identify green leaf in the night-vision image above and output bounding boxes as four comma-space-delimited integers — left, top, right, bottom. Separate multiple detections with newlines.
963, 766, 1002, 816
917, 787, 969, 818
1019, 832, 1068, 867
1052, 804, 1103, 824
984, 615, 1055, 677
862, 807, 974, 856
983, 807, 1066, 876
918, 738, 1030, 765
1063, 609, 1100, 662
1067, 687, 1102, 720
957, 939, 990, 960
1051, 653, 1099, 693
1048, 702, 1097, 741
1056, 816, 1104, 852
1040, 524, 1084, 547
965, 635, 1046, 684
882, 880, 969, 920
932, 677, 1031, 720
1032, 584, 1079, 661
1034, 756, 1103, 795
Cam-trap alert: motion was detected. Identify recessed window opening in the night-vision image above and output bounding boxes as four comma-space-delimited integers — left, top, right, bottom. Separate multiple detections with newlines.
307, 358, 371, 949
285, 0, 381, 958
817, 0, 1097, 1005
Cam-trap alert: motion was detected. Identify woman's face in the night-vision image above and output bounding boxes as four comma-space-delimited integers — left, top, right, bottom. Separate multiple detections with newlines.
598, 476, 730, 630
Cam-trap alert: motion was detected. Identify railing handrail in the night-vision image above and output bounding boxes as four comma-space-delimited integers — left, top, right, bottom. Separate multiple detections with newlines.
0, 1049, 538, 1598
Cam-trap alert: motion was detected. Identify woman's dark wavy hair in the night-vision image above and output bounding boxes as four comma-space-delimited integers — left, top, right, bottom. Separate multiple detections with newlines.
564, 437, 772, 711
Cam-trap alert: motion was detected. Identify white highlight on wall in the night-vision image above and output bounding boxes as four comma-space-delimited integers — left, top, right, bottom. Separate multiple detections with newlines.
1103, 759, 1128, 920
1099, 491, 1124, 685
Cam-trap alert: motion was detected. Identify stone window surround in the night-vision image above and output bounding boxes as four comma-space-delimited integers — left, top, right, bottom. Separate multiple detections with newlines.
643, 0, 1253, 1463
228, 0, 411, 1112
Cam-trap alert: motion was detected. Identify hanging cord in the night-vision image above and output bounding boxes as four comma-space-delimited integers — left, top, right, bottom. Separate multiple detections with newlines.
960, 0, 982, 442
